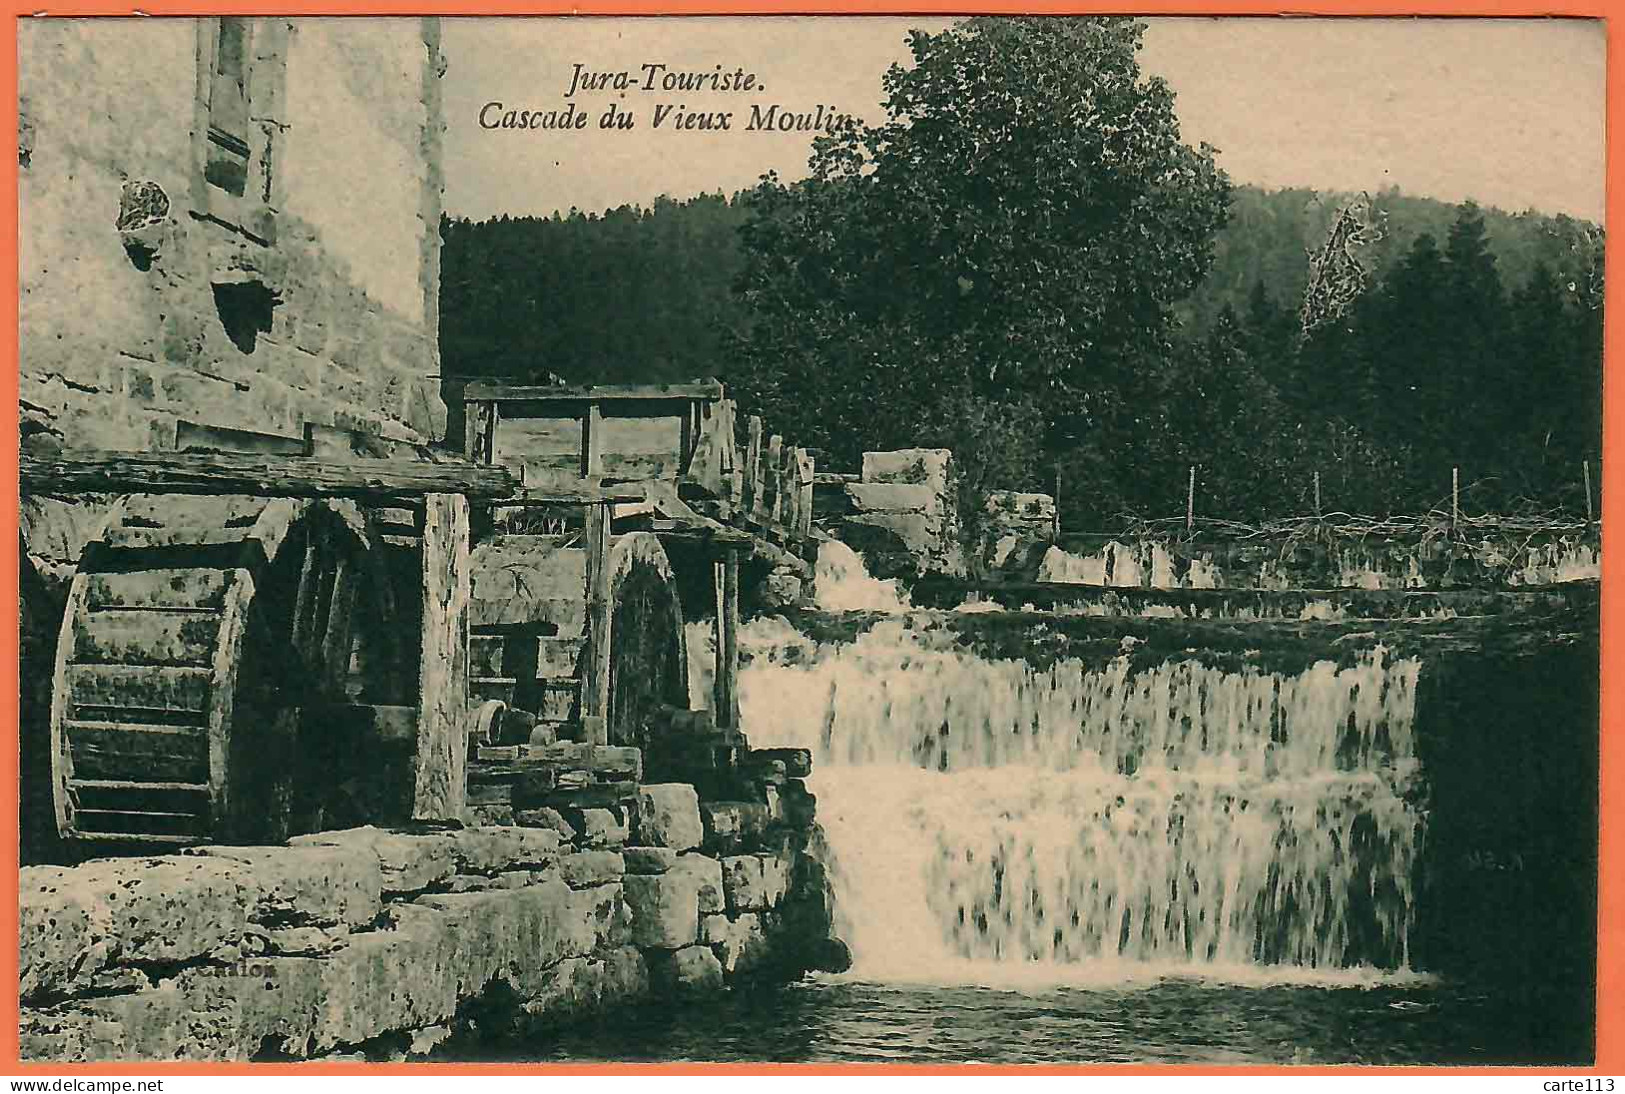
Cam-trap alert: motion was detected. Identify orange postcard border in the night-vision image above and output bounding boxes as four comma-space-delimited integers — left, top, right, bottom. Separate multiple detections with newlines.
0, 0, 1616, 1077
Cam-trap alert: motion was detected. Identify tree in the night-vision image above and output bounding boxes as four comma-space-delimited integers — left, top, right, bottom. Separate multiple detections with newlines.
726, 16, 1232, 477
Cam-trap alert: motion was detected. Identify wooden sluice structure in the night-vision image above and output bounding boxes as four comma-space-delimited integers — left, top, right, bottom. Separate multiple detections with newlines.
21, 380, 822, 851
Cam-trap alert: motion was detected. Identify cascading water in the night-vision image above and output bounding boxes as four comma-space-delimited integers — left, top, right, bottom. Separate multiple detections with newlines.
739, 548, 1427, 989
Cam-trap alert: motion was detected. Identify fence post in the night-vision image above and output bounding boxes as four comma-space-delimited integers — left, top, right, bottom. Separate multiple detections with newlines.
1185, 466, 1195, 533
1053, 467, 1062, 540
1313, 470, 1322, 519
1451, 466, 1460, 527
1584, 459, 1595, 522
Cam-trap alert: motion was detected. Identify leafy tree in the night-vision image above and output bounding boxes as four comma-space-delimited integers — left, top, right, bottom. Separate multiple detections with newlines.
726, 16, 1232, 476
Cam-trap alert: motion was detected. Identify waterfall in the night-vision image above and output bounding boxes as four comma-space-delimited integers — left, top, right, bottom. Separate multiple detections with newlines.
741, 613, 1426, 987
812, 540, 912, 613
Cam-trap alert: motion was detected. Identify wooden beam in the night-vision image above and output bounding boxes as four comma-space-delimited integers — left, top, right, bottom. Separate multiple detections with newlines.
765, 434, 784, 526
23, 450, 521, 501
462, 380, 725, 403
648, 483, 811, 576
715, 548, 741, 730
507, 485, 648, 505
743, 416, 763, 516
581, 500, 613, 744
797, 449, 816, 538
413, 493, 471, 822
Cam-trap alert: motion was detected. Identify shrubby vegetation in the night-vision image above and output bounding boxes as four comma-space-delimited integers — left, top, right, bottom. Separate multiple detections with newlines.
441, 17, 1604, 531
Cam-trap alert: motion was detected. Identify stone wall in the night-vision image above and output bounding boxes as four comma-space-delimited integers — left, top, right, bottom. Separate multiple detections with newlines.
19, 780, 844, 1062
19, 17, 447, 457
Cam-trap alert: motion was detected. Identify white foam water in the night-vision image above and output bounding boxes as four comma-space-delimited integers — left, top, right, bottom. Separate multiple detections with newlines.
740, 611, 1425, 989
813, 539, 912, 613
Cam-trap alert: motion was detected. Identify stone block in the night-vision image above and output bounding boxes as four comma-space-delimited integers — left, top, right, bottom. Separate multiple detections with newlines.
842, 511, 943, 555
570, 807, 629, 848
648, 945, 724, 994
448, 826, 562, 875
672, 854, 725, 915
781, 780, 818, 830
20, 857, 253, 1002
986, 490, 1056, 519
513, 946, 647, 1030
189, 844, 383, 928
623, 846, 681, 874
565, 882, 632, 954
862, 448, 951, 488
264, 926, 348, 957
515, 956, 602, 1025
701, 912, 771, 976
515, 807, 577, 842
751, 748, 814, 779
846, 482, 942, 515
621, 871, 700, 949
559, 850, 626, 889
700, 801, 771, 855
633, 783, 704, 851
287, 826, 457, 893
410, 880, 586, 975
722, 854, 792, 914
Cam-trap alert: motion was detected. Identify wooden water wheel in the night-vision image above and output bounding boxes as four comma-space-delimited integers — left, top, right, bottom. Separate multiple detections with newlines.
48, 495, 408, 847
467, 530, 688, 751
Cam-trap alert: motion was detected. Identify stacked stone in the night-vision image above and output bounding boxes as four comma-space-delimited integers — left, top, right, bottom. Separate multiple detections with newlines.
621, 778, 846, 994
835, 448, 966, 579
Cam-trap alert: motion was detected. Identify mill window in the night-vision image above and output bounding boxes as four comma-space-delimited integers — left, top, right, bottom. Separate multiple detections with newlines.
205, 17, 252, 198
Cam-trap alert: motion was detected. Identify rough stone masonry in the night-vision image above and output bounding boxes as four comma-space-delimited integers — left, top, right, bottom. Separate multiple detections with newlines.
20, 780, 846, 1062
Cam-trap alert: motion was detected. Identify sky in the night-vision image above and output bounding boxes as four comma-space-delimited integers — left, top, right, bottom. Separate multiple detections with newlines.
441, 16, 1606, 224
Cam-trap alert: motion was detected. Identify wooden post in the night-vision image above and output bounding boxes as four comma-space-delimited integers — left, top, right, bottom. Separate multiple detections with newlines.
462, 400, 485, 461
581, 400, 603, 479
766, 434, 784, 528
679, 399, 696, 471
743, 415, 763, 515
481, 402, 499, 464
1186, 466, 1196, 533
1313, 470, 1322, 518
581, 499, 612, 745
713, 548, 740, 730
413, 493, 471, 822
1451, 467, 1460, 527
797, 449, 815, 539
1053, 467, 1062, 540
1584, 459, 1595, 522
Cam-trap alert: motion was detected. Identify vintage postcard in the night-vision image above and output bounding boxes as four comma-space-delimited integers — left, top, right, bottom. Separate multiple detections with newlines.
13, 12, 1609, 1072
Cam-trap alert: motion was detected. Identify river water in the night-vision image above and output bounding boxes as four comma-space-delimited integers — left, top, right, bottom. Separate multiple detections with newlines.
518, 973, 1580, 1064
